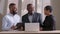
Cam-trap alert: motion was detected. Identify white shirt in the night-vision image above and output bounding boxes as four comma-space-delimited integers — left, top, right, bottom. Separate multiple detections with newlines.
2, 13, 21, 31
28, 12, 34, 23
28, 15, 33, 23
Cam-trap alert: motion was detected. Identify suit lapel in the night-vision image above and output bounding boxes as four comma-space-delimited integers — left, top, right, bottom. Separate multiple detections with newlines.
26, 14, 30, 22
32, 13, 36, 22
32, 13, 38, 22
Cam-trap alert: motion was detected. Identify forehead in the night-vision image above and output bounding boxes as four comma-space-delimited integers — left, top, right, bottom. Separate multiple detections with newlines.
28, 4, 34, 7
11, 5, 16, 7
9, 5, 16, 7
28, 6, 34, 8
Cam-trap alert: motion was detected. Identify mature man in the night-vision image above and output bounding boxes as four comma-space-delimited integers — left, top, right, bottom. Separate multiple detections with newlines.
2, 3, 21, 31
22, 4, 43, 30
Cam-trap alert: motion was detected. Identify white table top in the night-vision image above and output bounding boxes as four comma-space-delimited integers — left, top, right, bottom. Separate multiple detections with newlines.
0, 30, 60, 33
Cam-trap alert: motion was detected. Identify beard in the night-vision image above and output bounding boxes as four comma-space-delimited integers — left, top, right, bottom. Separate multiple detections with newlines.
12, 11, 17, 15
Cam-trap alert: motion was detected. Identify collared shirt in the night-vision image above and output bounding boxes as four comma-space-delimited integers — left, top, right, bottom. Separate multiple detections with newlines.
2, 13, 22, 31
28, 11, 34, 23
28, 15, 33, 23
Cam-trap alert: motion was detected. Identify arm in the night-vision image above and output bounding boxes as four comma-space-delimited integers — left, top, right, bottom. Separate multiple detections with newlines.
2, 17, 11, 31
49, 16, 56, 30
38, 14, 43, 31
44, 16, 56, 30
39, 14, 43, 27
22, 16, 24, 30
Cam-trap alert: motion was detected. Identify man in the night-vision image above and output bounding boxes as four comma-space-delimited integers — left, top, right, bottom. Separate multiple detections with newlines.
43, 6, 55, 31
22, 4, 43, 30
2, 3, 22, 31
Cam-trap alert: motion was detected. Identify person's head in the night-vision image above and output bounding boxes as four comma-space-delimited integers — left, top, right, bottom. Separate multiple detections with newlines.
9, 3, 17, 15
44, 6, 53, 16
27, 4, 34, 14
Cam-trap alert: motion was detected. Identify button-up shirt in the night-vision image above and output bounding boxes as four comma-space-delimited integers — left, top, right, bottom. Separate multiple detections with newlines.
2, 13, 22, 31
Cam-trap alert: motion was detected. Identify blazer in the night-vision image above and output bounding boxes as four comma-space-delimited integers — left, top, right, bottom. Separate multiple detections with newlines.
22, 12, 43, 30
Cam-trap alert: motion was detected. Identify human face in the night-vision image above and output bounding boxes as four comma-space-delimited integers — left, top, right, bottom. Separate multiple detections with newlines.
44, 9, 50, 15
27, 5, 34, 14
9, 5, 17, 15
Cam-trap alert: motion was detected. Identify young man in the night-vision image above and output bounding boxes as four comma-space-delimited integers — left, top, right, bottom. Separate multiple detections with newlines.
43, 6, 55, 31
22, 4, 43, 31
2, 3, 22, 31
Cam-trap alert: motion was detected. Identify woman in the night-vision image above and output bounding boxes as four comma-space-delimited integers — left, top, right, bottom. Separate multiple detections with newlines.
43, 6, 55, 31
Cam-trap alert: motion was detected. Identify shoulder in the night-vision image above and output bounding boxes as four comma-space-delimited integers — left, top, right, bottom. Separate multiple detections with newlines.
3, 14, 9, 18
49, 15, 54, 18
15, 14, 20, 17
34, 12, 42, 16
49, 15, 55, 21
22, 13, 28, 18
14, 14, 21, 20
2, 14, 9, 20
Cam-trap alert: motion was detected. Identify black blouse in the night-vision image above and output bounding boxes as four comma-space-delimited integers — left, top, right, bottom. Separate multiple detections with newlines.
43, 15, 55, 31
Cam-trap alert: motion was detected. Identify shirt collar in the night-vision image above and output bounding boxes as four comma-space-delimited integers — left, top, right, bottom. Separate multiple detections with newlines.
28, 11, 35, 16
8, 13, 17, 17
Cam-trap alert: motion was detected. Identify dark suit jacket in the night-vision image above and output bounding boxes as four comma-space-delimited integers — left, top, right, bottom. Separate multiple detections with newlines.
22, 12, 43, 30
43, 15, 55, 31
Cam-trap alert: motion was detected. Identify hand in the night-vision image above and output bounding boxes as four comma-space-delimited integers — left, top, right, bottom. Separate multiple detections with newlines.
11, 25, 17, 30
40, 27, 43, 31
17, 26, 23, 31
20, 26, 23, 30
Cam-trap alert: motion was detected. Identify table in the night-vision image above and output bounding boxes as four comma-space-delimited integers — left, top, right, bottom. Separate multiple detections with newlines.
0, 30, 60, 34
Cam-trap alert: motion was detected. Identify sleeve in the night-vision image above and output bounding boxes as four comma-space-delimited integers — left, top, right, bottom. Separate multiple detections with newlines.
19, 16, 22, 23
39, 14, 43, 27
50, 16, 56, 30
22, 16, 25, 23
2, 17, 11, 31
22, 16, 25, 30
14, 16, 22, 26
45, 16, 55, 30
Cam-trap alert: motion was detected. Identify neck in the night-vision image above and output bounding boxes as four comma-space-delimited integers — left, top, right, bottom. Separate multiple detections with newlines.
46, 14, 51, 16
10, 11, 17, 16
10, 12, 16, 16
28, 12, 33, 15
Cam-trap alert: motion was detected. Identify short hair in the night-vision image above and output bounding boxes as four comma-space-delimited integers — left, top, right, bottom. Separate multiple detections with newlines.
27, 4, 32, 8
44, 6, 53, 13
9, 3, 16, 8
